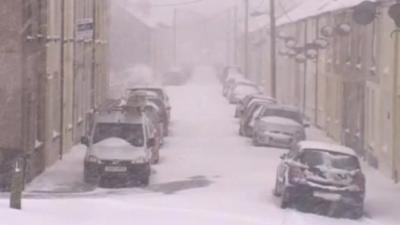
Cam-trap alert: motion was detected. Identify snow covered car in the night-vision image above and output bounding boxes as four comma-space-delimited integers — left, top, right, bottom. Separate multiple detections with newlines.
220, 65, 242, 83
127, 90, 171, 136
252, 116, 306, 148
81, 101, 156, 187
242, 104, 306, 138
239, 100, 279, 137
274, 141, 365, 219
222, 73, 245, 97
227, 83, 262, 104
235, 94, 276, 118
127, 86, 171, 122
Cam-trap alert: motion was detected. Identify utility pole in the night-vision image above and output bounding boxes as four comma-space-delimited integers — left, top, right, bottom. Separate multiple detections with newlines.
244, 0, 249, 77
233, 5, 238, 65
173, 8, 177, 66
270, 0, 277, 98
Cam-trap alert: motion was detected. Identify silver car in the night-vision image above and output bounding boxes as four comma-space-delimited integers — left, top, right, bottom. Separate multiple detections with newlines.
252, 116, 306, 148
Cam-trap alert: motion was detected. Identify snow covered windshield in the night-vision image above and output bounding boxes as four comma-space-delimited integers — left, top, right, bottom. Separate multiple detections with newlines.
300, 149, 360, 171
93, 123, 144, 147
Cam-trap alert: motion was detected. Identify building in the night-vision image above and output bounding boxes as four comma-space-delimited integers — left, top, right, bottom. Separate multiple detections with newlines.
0, 0, 110, 188
249, 0, 400, 181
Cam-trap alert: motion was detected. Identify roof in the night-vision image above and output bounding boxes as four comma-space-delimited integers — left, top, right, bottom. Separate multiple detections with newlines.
277, 0, 377, 26
298, 141, 357, 156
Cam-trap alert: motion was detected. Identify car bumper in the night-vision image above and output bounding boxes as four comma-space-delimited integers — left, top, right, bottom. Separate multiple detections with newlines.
254, 133, 295, 148
84, 162, 150, 184
286, 183, 364, 207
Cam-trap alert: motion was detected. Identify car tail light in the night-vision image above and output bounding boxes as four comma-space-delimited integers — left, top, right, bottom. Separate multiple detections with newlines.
289, 167, 306, 184
353, 171, 365, 192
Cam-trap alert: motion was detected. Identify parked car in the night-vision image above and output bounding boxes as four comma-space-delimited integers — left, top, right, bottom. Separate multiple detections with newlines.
81, 100, 156, 187
239, 100, 277, 137
240, 104, 306, 138
222, 73, 245, 97
274, 141, 365, 219
220, 65, 242, 83
235, 94, 276, 118
227, 83, 262, 104
127, 90, 170, 136
252, 116, 306, 148
127, 86, 171, 120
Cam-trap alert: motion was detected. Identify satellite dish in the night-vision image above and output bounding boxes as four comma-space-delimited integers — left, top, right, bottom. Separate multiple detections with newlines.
353, 1, 377, 25
389, 3, 400, 28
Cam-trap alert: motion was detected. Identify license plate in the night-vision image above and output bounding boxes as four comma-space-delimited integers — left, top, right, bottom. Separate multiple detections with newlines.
105, 166, 127, 172
313, 192, 341, 201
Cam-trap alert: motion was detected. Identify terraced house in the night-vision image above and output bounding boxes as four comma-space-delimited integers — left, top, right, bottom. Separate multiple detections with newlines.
0, 0, 110, 188
249, 0, 400, 181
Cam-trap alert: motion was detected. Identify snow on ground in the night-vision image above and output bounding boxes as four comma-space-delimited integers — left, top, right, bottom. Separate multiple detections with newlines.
1, 66, 400, 225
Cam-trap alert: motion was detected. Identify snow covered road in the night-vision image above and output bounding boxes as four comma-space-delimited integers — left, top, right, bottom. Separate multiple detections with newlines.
1, 66, 400, 225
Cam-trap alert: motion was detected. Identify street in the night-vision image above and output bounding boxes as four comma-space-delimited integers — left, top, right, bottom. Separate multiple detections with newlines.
1, 66, 400, 225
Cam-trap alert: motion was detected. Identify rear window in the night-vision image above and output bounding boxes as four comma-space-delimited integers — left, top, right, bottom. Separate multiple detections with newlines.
300, 149, 360, 171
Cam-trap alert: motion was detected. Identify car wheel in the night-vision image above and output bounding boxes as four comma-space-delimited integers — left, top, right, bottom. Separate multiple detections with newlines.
350, 206, 364, 219
141, 176, 150, 186
280, 188, 292, 209
252, 136, 261, 146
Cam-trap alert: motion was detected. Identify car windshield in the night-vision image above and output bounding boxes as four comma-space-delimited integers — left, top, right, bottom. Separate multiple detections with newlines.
262, 108, 302, 123
300, 149, 360, 171
93, 123, 144, 147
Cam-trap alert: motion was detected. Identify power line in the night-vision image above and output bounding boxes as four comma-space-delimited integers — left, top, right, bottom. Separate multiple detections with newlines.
151, 0, 205, 8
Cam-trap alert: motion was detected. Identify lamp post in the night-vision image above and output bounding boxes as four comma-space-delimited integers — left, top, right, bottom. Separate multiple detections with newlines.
244, 0, 249, 78
269, 0, 277, 99
250, 0, 277, 98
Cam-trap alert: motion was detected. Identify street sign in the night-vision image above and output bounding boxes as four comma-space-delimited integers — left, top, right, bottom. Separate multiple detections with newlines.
76, 18, 94, 39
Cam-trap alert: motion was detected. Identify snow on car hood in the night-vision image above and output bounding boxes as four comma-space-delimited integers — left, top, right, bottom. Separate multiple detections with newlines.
91, 138, 146, 160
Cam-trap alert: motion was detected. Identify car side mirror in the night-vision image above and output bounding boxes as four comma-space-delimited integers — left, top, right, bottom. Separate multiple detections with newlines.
80, 136, 90, 147
280, 153, 287, 160
303, 120, 311, 128
147, 138, 155, 147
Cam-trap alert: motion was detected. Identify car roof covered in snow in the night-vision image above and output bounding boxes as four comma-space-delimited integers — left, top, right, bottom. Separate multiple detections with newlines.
95, 110, 145, 125
298, 141, 357, 156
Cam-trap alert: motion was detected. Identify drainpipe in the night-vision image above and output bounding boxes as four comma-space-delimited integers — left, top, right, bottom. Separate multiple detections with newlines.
315, 18, 320, 125
392, 31, 399, 183
59, 0, 65, 160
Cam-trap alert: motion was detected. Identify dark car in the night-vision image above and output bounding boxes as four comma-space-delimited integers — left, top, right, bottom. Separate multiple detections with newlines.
274, 141, 365, 219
